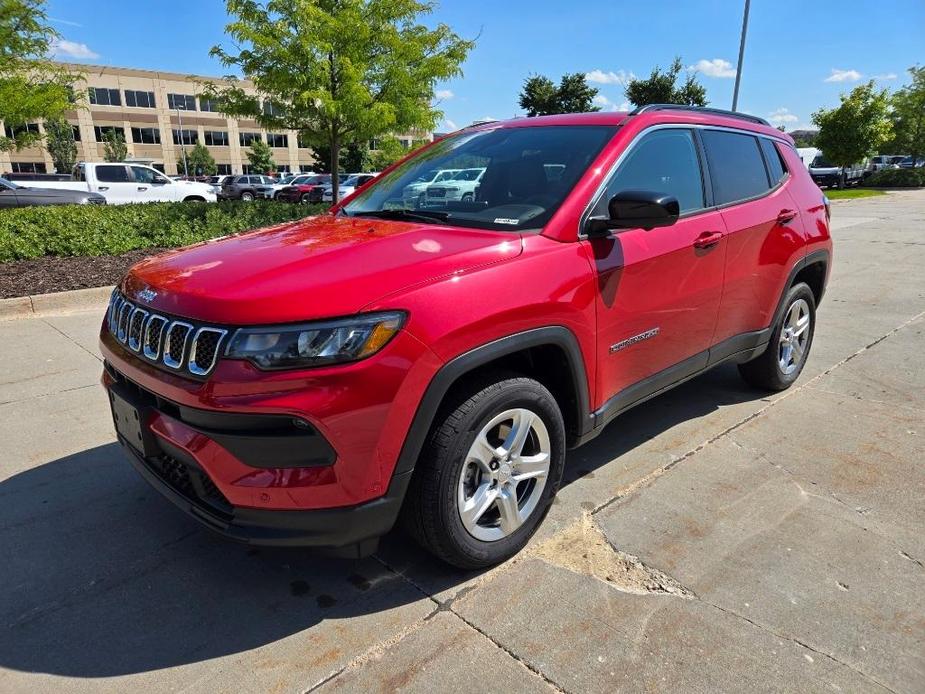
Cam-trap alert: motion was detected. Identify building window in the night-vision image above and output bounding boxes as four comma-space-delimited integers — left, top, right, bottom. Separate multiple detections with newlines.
4, 123, 40, 140
199, 97, 220, 112
242, 164, 254, 174
167, 93, 196, 111
125, 90, 156, 108
131, 127, 161, 145
299, 164, 314, 172
94, 125, 125, 142
71, 125, 81, 142
239, 132, 261, 146
216, 164, 231, 175
368, 138, 380, 150
276, 164, 291, 172
152, 164, 165, 173
88, 87, 121, 106
266, 133, 288, 148
11, 162, 47, 174
262, 100, 283, 116
204, 130, 229, 146
297, 132, 312, 149
172, 129, 198, 145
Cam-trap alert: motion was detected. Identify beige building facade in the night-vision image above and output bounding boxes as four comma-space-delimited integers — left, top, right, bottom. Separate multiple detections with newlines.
1, 63, 429, 177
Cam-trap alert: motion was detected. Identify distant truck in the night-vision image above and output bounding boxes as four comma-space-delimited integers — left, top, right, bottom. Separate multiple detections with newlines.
11, 163, 216, 204
808, 155, 865, 189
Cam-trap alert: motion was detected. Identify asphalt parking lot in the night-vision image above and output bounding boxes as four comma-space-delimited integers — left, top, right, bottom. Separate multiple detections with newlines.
1, 190, 923, 693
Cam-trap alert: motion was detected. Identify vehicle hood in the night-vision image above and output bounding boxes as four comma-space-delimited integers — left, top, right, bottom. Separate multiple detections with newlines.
122, 214, 523, 325
176, 180, 214, 193
17, 185, 94, 200
810, 166, 840, 174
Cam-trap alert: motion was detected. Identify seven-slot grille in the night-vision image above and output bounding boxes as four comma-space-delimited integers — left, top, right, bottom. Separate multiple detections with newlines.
107, 291, 228, 378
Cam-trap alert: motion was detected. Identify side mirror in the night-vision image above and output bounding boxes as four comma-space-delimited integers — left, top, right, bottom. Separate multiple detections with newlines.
585, 190, 680, 237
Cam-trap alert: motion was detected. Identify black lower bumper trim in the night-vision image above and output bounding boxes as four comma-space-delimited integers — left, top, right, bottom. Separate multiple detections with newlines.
120, 438, 410, 555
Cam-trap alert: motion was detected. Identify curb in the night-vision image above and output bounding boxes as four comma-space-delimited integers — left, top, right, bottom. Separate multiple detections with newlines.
0, 285, 113, 321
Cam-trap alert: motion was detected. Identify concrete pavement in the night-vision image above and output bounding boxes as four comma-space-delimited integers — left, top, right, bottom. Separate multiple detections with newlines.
1, 190, 923, 693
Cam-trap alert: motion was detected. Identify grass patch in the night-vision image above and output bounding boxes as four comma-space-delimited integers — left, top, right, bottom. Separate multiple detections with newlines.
824, 188, 887, 200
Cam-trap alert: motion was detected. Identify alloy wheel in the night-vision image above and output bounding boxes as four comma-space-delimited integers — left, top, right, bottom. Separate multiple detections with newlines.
457, 408, 551, 542
778, 298, 811, 375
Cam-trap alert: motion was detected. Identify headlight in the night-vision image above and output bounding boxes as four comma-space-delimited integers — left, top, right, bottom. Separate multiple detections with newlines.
225, 311, 405, 370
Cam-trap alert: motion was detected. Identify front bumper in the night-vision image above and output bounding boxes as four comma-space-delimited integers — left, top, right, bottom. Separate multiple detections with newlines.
104, 364, 411, 553
812, 173, 840, 187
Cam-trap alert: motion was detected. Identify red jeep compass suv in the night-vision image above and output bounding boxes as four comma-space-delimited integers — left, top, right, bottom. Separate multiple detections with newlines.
101, 106, 831, 569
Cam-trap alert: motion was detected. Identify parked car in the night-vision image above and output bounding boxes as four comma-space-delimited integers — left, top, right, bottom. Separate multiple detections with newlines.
0, 176, 106, 208
205, 175, 232, 195
898, 156, 924, 169
276, 173, 347, 203
321, 173, 378, 202
424, 167, 485, 204
868, 155, 901, 174
402, 168, 460, 207
13, 163, 216, 204
809, 155, 864, 188
219, 175, 277, 201
100, 106, 831, 569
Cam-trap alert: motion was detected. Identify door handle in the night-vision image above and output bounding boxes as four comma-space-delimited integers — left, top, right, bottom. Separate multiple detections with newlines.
777, 209, 797, 224
98, 186, 109, 191
693, 231, 723, 249
137, 186, 148, 191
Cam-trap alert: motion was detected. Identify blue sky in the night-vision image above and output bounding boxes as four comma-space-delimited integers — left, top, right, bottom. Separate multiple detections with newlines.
45, 0, 924, 132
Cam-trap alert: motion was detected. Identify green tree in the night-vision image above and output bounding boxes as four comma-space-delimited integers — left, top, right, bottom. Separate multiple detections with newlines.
519, 73, 599, 116
0, 0, 80, 151
246, 137, 275, 174
624, 57, 707, 108
309, 140, 372, 173
102, 129, 127, 162
368, 135, 427, 170
812, 81, 892, 187
203, 0, 473, 203
887, 65, 925, 161
43, 116, 77, 173
178, 142, 217, 176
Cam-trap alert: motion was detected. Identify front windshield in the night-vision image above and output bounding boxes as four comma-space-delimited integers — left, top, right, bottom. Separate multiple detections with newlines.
343, 125, 616, 232
811, 156, 834, 167
0, 177, 19, 190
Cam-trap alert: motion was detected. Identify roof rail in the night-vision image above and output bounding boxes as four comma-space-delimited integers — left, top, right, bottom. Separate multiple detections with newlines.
629, 104, 771, 127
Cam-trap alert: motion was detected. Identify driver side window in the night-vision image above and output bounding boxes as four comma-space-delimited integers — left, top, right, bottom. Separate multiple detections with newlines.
131, 166, 157, 184
594, 129, 705, 217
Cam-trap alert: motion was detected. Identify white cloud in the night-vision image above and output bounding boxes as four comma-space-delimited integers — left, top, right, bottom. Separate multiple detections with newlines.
443, 118, 458, 130
51, 38, 99, 59
48, 17, 83, 27
768, 107, 799, 125
874, 72, 898, 80
586, 69, 635, 86
592, 94, 611, 106
824, 68, 862, 83
688, 58, 737, 78
592, 94, 629, 112
435, 89, 454, 100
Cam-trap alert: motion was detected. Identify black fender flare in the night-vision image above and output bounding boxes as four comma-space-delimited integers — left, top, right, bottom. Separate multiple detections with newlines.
391, 326, 594, 478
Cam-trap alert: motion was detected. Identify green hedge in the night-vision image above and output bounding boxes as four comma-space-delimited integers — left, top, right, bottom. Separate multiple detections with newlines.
0, 200, 326, 262
865, 167, 925, 188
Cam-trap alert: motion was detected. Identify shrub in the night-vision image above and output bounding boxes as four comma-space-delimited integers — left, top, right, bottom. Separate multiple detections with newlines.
0, 200, 326, 262
865, 167, 925, 188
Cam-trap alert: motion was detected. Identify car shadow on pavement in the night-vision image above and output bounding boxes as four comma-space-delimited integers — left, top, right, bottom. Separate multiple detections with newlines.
0, 363, 767, 678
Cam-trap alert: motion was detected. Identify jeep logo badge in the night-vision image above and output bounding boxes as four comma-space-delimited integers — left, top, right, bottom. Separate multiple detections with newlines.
137, 288, 157, 303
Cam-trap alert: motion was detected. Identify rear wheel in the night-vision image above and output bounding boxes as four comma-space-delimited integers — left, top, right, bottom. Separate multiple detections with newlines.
300, 193, 312, 204
182, 195, 205, 202
738, 283, 816, 391
241, 191, 254, 202
402, 374, 565, 569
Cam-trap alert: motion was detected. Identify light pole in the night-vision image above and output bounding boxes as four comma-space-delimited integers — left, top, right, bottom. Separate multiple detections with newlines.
176, 103, 189, 177
731, 0, 750, 112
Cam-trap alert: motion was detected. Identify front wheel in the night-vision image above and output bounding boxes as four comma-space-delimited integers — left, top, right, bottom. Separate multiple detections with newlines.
402, 374, 565, 569
241, 191, 254, 202
738, 283, 816, 391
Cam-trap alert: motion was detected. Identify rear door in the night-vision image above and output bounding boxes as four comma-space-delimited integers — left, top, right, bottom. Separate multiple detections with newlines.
93, 165, 135, 204
581, 127, 727, 404
701, 130, 805, 351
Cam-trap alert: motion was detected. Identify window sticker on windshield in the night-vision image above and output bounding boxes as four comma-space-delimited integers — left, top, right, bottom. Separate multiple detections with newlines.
493, 218, 520, 225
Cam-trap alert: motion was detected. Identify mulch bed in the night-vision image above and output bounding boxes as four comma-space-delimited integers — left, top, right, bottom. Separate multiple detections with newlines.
0, 249, 165, 299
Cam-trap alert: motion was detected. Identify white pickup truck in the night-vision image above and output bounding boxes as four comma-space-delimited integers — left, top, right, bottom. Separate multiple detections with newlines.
32, 163, 216, 204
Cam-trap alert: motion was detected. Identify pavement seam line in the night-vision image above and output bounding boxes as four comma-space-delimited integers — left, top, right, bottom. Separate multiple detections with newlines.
700, 599, 900, 694
301, 604, 440, 693
39, 316, 103, 363
0, 382, 99, 407
590, 308, 925, 517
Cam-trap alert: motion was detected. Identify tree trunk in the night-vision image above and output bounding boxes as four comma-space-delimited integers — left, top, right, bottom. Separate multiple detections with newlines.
330, 132, 340, 205
839, 168, 846, 189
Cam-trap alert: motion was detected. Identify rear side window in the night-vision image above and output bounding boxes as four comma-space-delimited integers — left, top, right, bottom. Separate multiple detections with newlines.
759, 138, 787, 185
595, 128, 705, 215
96, 165, 129, 183
701, 130, 770, 205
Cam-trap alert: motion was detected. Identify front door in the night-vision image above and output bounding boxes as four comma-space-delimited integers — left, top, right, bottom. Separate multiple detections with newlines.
94, 164, 135, 204
580, 128, 727, 409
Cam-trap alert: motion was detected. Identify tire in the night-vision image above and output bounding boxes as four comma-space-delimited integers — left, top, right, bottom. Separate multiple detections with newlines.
241, 191, 254, 201
402, 373, 566, 569
417, 193, 426, 208
461, 192, 473, 203
300, 193, 312, 204
738, 283, 816, 391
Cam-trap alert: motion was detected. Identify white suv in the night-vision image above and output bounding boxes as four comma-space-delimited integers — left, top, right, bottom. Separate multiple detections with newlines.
425, 167, 485, 204
402, 168, 460, 207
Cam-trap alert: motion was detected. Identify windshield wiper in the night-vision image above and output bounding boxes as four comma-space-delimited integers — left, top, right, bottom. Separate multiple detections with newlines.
349, 208, 451, 224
